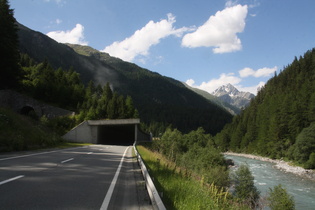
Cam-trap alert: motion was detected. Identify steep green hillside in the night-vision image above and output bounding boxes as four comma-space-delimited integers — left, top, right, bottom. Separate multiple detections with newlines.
17, 23, 115, 85
215, 48, 315, 168
0, 108, 63, 152
17, 23, 232, 135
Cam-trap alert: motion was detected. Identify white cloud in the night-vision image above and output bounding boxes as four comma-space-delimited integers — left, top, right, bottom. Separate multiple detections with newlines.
186, 73, 241, 93
186, 79, 196, 87
44, 0, 66, 6
102, 13, 191, 62
186, 73, 269, 95
55, 19, 62, 25
46, 24, 88, 45
225, 0, 238, 7
249, 0, 261, 8
181, 4, 248, 53
238, 81, 265, 94
50, 18, 62, 25
239, 66, 277, 78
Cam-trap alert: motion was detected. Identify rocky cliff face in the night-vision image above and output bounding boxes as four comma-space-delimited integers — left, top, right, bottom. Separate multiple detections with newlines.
212, 84, 255, 109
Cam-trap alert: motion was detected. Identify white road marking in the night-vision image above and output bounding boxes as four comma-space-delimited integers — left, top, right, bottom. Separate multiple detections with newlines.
87, 152, 93, 154
0, 147, 87, 161
61, 158, 74, 164
0, 175, 24, 186
0, 151, 58, 161
100, 147, 129, 210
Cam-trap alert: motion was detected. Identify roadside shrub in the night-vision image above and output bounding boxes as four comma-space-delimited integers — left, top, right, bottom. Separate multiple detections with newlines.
154, 128, 230, 188
41, 115, 77, 136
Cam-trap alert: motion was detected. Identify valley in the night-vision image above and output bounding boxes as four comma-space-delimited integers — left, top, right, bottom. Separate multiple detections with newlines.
1, 1, 315, 209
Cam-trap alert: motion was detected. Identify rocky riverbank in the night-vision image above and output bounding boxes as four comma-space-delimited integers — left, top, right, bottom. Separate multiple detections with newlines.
224, 152, 315, 181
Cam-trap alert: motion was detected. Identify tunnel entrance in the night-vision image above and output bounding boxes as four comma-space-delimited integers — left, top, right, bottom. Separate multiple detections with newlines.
97, 124, 135, 145
20, 106, 37, 118
63, 119, 151, 145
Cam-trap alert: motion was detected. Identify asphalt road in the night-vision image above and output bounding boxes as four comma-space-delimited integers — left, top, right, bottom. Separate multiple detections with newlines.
0, 145, 152, 210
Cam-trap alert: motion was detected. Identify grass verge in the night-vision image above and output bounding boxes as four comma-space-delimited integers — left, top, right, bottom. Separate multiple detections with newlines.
136, 145, 249, 210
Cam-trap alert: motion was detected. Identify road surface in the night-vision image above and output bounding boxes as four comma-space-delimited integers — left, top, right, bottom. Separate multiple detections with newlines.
0, 145, 152, 210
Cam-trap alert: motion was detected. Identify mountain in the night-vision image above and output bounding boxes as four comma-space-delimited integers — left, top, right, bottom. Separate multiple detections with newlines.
17, 22, 233, 135
183, 83, 240, 115
212, 83, 255, 109
215, 48, 315, 168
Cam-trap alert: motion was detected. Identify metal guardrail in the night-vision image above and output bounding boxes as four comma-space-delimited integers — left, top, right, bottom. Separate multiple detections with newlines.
133, 144, 166, 210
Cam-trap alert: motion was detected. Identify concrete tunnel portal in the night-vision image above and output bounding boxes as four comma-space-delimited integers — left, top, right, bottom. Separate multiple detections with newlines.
63, 119, 151, 145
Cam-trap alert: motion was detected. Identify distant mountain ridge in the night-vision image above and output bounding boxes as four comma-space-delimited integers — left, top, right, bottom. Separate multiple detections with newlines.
183, 83, 240, 115
17, 22, 233, 135
212, 83, 255, 109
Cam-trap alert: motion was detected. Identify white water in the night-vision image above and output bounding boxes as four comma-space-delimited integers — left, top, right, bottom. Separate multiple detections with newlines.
225, 155, 315, 210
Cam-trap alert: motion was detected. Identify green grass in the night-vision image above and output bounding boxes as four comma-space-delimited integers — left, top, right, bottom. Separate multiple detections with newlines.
0, 108, 64, 152
0, 108, 94, 153
137, 145, 249, 210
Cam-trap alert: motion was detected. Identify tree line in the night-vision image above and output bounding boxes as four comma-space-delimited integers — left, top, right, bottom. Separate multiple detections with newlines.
215, 48, 315, 169
19, 54, 138, 122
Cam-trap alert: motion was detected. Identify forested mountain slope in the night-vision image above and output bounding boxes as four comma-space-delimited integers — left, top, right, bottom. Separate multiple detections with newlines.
17, 23, 232, 135
215, 49, 315, 168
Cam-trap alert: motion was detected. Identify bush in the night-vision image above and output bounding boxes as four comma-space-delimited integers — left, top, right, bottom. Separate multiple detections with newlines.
232, 164, 260, 208
0, 108, 63, 152
267, 184, 295, 210
41, 115, 77, 136
305, 152, 315, 169
154, 128, 230, 188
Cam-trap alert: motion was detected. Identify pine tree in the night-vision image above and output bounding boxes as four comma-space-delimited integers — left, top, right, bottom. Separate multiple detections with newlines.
125, 95, 135, 118
267, 184, 295, 210
0, 0, 21, 89
107, 92, 118, 119
232, 164, 260, 208
293, 123, 315, 165
103, 82, 113, 101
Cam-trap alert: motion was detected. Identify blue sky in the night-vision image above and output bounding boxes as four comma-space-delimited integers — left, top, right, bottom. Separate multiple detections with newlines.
10, 0, 315, 94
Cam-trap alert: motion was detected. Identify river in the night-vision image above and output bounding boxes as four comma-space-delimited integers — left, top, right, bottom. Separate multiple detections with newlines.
225, 154, 315, 210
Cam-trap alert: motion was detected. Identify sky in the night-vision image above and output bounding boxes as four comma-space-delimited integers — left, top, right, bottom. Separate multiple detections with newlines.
10, 0, 315, 95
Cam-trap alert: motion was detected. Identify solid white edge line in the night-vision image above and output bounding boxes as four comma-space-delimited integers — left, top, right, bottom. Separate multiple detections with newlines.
61, 158, 74, 164
0, 151, 58, 161
0, 175, 25, 186
100, 147, 129, 210
0, 146, 88, 161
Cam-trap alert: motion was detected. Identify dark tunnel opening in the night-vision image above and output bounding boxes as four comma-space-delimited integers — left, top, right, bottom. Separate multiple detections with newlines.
97, 125, 135, 145
20, 106, 36, 117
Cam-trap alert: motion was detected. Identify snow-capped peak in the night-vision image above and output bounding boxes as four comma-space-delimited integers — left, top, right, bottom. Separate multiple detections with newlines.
212, 83, 239, 97
212, 84, 255, 109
